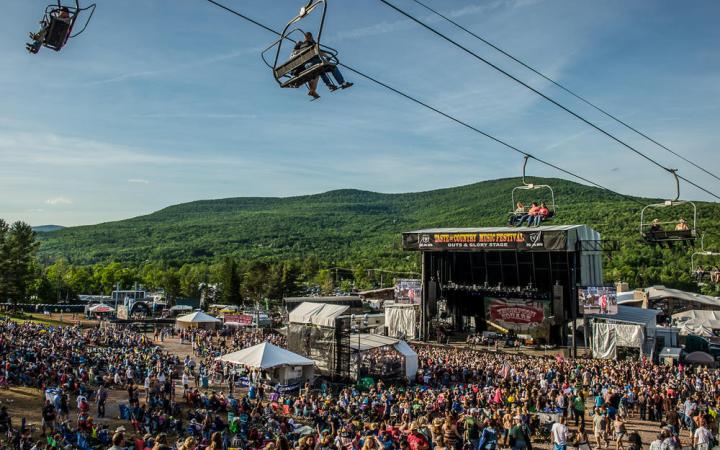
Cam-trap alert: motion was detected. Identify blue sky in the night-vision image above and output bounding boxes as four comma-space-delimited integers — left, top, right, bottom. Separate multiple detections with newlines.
1, 0, 719, 226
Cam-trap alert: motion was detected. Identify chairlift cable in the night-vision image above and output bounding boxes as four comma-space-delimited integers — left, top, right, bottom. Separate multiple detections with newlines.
378, 0, 720, 202
200, 0, 645, 207
409, 0, 720, 185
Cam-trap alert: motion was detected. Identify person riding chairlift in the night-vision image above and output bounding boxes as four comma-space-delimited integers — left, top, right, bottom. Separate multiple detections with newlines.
531, 202, 550, 227
294, 32, 352, 99
26, 6, 71, 54
516, 202, 539, 227
508, 202, 525, 226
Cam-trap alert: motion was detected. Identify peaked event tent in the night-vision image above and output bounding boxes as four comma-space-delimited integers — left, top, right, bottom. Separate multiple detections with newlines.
175, 311, 222, 330
217, 342, 315, 385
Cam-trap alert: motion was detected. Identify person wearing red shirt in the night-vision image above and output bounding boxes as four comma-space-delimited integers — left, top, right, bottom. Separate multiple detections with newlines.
532, 202, 550, 226
407, 427, 430, 450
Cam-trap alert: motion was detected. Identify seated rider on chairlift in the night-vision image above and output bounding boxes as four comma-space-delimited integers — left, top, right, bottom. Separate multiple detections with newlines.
508, 202, 525, 226
517, 202, 539, 227
675, 218, 689, 231
531, 202, 550, 227
26, 6, 71, 54
649, 219, 662, 234
296, 32, 352, 99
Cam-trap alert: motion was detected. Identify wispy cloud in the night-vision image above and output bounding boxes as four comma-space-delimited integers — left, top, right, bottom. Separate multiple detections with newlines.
46, 197, 72, 206
128, 179, 150, 184
131, 113, 258, 120
89, 47, 260, 85
0, 132, 192, 167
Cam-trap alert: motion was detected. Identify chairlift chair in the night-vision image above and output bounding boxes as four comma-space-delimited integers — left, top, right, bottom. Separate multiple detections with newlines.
28, 0, 96, 53
509, 156, 557, 224
261, 0, 340, 89
691, 235, 720, 284
639, 169, 698, 244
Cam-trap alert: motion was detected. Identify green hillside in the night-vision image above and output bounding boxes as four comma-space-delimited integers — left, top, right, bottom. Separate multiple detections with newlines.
37, 177, 720, 290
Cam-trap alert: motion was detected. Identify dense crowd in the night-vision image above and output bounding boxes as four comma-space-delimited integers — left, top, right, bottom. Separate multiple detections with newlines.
0, 320, 719, 450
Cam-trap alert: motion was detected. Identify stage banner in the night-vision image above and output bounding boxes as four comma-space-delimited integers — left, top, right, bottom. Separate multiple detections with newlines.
484, 297, 551, 338
394, 278, 421, 304
224, 314, 253, 325
403, 230, 567, 251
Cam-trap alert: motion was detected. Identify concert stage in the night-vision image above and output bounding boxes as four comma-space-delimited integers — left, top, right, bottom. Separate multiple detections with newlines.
403, 225, 604, 347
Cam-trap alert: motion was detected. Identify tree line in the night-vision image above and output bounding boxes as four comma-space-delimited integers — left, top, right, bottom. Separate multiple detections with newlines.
2, 217, 718, 305
3, 221, 411, 304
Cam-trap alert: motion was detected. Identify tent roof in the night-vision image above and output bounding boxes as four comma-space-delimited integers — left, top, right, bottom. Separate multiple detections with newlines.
589, 306, 660, 326
216, 342, 314, 369
349, 333, 400, 351
673, 310, 720, 321
176, 311, 221, 323
647, 286, 720, 307
288, 302, 350, 327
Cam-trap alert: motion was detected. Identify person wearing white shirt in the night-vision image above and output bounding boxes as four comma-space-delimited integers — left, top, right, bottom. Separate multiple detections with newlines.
551, 416, 569, 450
693, 420, 712, 450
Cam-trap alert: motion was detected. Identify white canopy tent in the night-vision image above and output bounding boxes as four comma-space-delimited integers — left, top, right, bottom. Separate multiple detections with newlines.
288, 302, 349, 327
348, 333, 418, 381
217, 342, 315, 385
175, 311, 222, 330
673, 310, 720, 337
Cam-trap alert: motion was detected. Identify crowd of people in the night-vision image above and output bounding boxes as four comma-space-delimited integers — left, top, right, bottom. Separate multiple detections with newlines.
0, 319, 719, 450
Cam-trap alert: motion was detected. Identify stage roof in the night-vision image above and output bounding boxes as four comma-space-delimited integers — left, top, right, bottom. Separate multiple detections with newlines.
402, 225, 600, 252
288, 302, 350, 327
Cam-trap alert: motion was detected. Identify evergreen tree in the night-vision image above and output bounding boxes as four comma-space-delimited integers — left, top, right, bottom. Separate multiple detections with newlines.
219, 257, 242, 305
6, 222, 39, 304
0, 220, 9, 302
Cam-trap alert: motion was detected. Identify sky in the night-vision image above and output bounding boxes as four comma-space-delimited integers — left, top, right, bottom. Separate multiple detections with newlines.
1, 0, 719, 226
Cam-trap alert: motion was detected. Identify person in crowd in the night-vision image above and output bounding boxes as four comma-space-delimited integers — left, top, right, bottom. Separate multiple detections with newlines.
550, 416, 568, 450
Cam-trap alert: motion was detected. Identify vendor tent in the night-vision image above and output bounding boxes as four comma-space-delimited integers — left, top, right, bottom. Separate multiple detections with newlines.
217, 342, 315, 385
175, 311, 221, 330
217, 342, 314, 369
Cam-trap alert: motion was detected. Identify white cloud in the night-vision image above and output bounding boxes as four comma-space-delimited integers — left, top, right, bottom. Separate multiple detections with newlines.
128, 178, 150, 184
45, 197, 72, 206
0, 132, 192, 167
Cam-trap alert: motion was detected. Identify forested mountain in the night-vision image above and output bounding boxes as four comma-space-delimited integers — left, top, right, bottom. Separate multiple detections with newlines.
32, 225, 65, 233
36, 178, 720, 292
